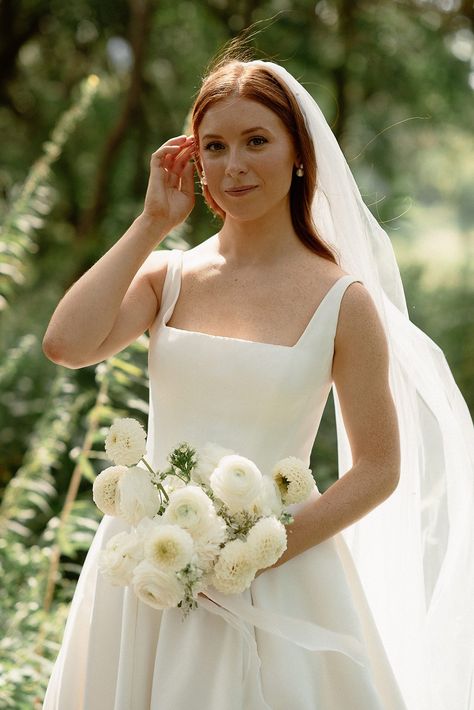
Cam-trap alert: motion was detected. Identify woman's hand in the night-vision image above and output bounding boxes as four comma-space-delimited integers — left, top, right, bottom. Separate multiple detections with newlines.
141, 135, 196, 232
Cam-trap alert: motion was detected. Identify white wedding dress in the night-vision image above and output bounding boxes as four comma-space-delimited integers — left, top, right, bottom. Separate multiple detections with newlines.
43, 248, 408, 710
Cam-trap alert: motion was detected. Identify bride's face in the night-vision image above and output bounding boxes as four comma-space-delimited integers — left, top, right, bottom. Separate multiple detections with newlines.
197, 96, 298, 222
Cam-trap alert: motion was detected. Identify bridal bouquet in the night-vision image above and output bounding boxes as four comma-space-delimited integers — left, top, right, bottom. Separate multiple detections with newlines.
92, 417, 316, 616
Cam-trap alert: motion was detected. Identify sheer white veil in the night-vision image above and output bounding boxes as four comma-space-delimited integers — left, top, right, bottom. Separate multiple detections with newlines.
249, 60, 474, 710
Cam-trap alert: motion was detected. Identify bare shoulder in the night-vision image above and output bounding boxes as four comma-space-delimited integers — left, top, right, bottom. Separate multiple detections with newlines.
142, 237, 216, 305
333, 281, 389, 376
337, 281, 385, 334
140, 248, 171, 276
298, 249, 348, 287
180, 236, 220, 272
139, 248, 175, 310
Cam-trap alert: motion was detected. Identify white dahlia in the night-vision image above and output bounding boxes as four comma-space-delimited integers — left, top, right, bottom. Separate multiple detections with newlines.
105, 417, 147, 466
162, 485, 217, 540
143, 524, 194, 572
132, 560, 184, 609
191, 441, 235, 486
271, 456, 315, 505
117, 466, 161, 525
211, 539, 257, 594
246, 516, 287, 569
98, 529, 143, 586
210, 454, 263, 514
92, 465, 127, 516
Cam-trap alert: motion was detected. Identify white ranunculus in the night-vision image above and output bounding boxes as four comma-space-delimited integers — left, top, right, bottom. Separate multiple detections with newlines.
191, 441, 235, 486
210, 455, 263, 514
252, 475, 284, 517
135, 515, 160, 537
98, 529, 143, 586
246, 516, 287, 569
192, 516, 227, 571
92, 465, 127, 516
132, 560, 184, 609
271, 456, 315, 505
162, 485, 216, 540
211, 539, 257, 594
143, 524, 194, 572
105, 417, 147, 466
117, 466, 161, 525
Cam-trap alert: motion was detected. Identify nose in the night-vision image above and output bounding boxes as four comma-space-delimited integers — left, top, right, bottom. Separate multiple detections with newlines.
224, 147, 248, 178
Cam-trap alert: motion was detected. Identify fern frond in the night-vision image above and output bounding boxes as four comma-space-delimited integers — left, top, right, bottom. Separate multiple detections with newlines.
0, 75, 100, 311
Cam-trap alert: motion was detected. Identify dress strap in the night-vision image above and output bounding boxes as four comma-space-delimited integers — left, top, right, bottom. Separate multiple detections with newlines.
328, 275, 364, 329
296, 274, 364, 349
153, 248, 184, 330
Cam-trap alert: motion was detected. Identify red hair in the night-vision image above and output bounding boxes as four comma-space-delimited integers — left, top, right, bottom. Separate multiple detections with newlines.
190, 60, 339, 265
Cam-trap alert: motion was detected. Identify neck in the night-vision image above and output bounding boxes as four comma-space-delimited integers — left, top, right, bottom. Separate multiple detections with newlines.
214, 203, 302, 266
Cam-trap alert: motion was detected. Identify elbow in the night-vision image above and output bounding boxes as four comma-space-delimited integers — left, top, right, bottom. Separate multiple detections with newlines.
389, 473, 400, 496
42, 334, 59, 361
384, 463, 401, 497
380, 430, 401, 498
361, 457, 400, 501
42, 334, 66, 364
42, 335, 86, 369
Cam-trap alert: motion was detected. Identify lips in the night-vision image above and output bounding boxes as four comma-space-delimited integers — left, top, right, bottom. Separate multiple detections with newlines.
225, 185, 258, 195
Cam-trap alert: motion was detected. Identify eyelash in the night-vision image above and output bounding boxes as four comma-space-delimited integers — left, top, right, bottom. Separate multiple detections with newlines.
203, 136, 268, 151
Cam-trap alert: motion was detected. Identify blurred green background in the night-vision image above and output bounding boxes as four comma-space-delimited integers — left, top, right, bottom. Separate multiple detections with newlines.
0, 1, 473, 705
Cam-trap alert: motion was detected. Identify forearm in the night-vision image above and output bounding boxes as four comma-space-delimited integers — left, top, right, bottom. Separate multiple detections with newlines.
43, 213, 167, 360
270, 460, 399, 570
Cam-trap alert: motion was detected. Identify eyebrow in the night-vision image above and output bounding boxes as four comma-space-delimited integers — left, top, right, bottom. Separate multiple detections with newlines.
201, 126, 271, 140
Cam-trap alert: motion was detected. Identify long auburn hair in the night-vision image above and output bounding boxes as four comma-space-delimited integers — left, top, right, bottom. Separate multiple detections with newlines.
189, 59, 339, 265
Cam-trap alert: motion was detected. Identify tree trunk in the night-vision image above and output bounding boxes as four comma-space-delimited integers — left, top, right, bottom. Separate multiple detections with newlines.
77, 0, 153, 238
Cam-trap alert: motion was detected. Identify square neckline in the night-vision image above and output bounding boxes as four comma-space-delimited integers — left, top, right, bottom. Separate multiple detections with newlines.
162, 253, 357, 349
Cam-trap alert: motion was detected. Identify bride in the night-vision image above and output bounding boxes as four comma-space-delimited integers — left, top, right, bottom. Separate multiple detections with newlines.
42, 55, 473, 710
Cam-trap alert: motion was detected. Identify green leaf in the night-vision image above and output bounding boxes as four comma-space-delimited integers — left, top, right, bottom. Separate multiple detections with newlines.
78, 453, 96, 483
109, 357, 143, 378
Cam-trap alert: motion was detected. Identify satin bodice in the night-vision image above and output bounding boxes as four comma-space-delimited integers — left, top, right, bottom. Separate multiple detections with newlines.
147, 248, 362, 477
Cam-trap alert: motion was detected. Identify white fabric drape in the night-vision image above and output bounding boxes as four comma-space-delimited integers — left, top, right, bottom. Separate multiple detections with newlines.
251, 60, 474, 710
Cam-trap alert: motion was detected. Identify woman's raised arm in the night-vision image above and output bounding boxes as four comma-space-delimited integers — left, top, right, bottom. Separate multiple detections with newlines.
42, 135, 195, 369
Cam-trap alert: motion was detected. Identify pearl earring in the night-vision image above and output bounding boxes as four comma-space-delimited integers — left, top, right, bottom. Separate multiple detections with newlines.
296, 164, 304, 177
201, 170, 208, 186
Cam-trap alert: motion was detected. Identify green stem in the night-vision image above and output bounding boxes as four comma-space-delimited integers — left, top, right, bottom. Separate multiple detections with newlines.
141, 457, 169, 504
170, 470, 188, 482
140, 456, 170, 504
157, 481, 169, 503
141, 457, 156, 476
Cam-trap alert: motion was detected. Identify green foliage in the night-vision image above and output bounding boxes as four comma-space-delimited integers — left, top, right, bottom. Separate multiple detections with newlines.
0, 539, 71, 709
0, 370, 83, 540
0, 338, 151, 705
0, 75, 100, 311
